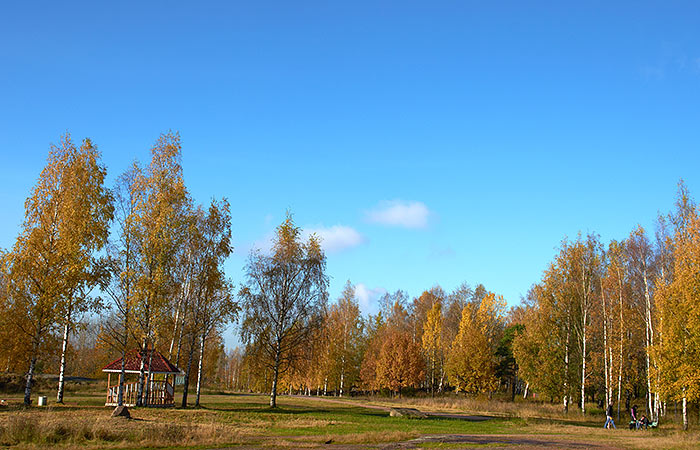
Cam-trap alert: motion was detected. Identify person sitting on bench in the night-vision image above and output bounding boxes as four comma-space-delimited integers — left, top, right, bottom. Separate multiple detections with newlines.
639, 414, 650, 430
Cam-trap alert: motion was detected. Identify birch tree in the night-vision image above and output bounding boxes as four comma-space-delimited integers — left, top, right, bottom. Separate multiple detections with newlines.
102, 166, 141, 406
656, 183, 699, 430
626, 228, 659, 420
327, 281, 363, 397
3, 135, 113, 406
239, 214, 328, 407
446, 304, 498, 395
132, 132, 189, 406
565, 234, 602, 414
54, 139, 113, 403
422, 301, 443, 395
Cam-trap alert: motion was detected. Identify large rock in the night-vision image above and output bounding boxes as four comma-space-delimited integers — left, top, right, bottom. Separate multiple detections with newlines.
389, 407, 428, 418
111, 405, 130, 419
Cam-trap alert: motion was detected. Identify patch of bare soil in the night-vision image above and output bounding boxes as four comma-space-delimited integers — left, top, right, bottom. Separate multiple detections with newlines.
215, 433, 623, 450
379, 433, 624, 449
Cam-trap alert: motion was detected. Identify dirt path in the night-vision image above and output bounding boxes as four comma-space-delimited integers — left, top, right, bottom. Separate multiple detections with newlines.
380, 433, 624, 449
218, 433, 624, 450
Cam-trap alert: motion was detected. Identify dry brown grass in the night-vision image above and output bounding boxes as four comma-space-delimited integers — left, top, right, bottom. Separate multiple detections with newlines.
328, 430, 418, 444
0, 408, 248, 449
356, 394, 579, 420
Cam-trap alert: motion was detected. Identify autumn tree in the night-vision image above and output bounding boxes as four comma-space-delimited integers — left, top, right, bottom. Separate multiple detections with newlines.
326, 281, 363, 396
422, 301, 443, 395
131, 132, 189, 406
239, 214, 328, 407
446, 304, 497, 394
102, 166, 141, 406
359, 312, 385, 393
444, 283, 473, 345
54, 139, 113, 403
626, 228, 660, 420
189, 200, 236, 407
566, 234, 602, 414
3, 135, 113, 406
514, 254, 581, 412
655, 183, 700, 430
376, 329, 424, 397
170, 199, 236, 407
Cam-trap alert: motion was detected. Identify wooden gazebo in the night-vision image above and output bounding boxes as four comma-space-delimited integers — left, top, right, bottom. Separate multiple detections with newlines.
102, 349, 183, 407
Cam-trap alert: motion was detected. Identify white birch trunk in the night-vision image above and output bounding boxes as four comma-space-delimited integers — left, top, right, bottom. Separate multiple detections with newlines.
602, 282, 610, 406
642, 270, 655, 421
581, 309, 587, 414
195, 333, 205, 407
617, 270, 623, 422
56, 322, 70, 403
136, 339, 147, 407
564, 316, 570, 413
339, 355, 345, 397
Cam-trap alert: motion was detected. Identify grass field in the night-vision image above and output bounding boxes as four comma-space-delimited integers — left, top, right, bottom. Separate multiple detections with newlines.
0, 386, 698, 449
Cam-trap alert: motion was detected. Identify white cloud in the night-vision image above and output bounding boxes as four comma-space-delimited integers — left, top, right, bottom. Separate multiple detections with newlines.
354, 283, 387, 315
304, 225, 366, 253
365, 200, 430, 229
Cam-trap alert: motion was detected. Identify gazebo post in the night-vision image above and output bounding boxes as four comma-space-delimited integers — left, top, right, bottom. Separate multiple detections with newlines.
107, 373, 111, 404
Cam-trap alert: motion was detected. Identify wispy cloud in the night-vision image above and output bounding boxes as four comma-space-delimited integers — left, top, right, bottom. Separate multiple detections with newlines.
305, 225, 366, 253
365, 200, 430, 229
354, 283, 387, 315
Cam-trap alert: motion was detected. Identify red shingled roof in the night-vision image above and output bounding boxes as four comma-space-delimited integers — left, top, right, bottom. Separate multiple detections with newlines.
102, 349, 182, 374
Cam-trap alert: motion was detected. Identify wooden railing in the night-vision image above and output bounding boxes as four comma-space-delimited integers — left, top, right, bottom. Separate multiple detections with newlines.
106, 381, 174, 407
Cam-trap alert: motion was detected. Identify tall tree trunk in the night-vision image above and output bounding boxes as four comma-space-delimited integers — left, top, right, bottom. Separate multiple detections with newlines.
602, 282, 610, 406
642, 270, 655, 421
24, 339, 39, 407
175, 321, 185, 367
682, 389, 688, 431
136, 338, 147, 407
339, 355, 345, 397
144, 345, 154, 406
181, 336, 195, 408
563, 313, 570, 413
195, 333, 205, 407
117, 345, 126, 406
581, 309, 587, 414
270, 342, 281, 408
56, 322, 70, 403
169, 295, 184, 359
617, 270, 624, 422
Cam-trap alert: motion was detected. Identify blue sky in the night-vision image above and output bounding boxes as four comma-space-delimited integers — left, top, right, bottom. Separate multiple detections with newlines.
2, 1, 700, 347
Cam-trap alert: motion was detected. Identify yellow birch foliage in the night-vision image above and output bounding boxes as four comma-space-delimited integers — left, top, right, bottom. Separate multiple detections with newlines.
422, 301, 443, 391
656, 209, 700, 403
446, 305, 498, 394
